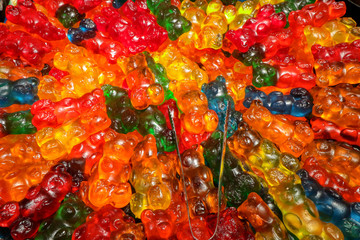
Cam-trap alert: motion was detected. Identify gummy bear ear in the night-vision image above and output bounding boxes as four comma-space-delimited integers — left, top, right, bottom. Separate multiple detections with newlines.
201, 82, 207, 93
141, 209, 155, 220
217, 75, 226, 83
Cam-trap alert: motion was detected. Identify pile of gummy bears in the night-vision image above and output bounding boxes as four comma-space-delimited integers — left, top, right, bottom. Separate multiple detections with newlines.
0, 0, 360, 238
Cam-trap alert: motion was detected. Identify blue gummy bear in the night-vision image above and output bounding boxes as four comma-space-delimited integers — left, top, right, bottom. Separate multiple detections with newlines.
202, 76, 242, 137
297, 169, 360, 240
0, 77, 39, 107
67, 18, 96, 44
243, 86, 313, 117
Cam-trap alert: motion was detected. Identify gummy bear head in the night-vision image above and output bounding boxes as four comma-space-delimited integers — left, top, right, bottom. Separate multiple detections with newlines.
201, 76, 227, 99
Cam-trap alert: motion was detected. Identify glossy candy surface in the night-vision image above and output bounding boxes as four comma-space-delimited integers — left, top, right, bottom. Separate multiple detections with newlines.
1, 0, 360, 239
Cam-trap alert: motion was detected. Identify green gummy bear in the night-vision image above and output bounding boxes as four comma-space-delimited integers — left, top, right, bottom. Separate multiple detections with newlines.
102, 84, 139, 134
35, 194, 92, 240
2, 110, 36, 134
56, 4, 85, 28
252, 60, 278, 88
137, 106, 176, 152
147, 0, 191, 40
144, 52, 175, 101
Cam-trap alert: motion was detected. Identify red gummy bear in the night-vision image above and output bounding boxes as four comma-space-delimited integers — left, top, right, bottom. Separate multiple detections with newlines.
226, 4, 286, 52
31, 88, 105, 130
6, 0, 66, 41
0, 164, 72, 240
260, 29, 293, 59
206, 208, 255, 240
288, 0, 346, 36
312, 40, 360, 64
0, 25, 52, 66
33, 0, 101, 16
176, 217, 212, 240
73, 205, 140, 240
48, 68, 69, 81
93, 1, 168, 54
141, 209, 177, 240
311, 117, 360, 147
302, 157, 360, 202
83, 33, 129, 64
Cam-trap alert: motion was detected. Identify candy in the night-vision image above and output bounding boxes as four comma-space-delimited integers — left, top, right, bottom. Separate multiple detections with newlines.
1, 0, 360, 239
0, 77, 39, 107
243, 86, 313, 117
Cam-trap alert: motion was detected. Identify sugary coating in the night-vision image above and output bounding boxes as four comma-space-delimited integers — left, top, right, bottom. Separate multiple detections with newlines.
31, 88, 105, 130
226, 5, 287, 52
302, 157, 360, 203
243, 100, 314, 157
5, 0, 66, 41
312, 84, 360, 128
311, 117, 360, 147
206, 207, 255, 240
201, 130, 282, 219
315, 61, 360, 87
201, 76, 243, 137
35, 103, 111, 161
238, 192, 290, 240
312, 40, 360, 64
67, 18, 97, 44
243, 86, 313, 117
72, 205, 145, 240
0, 77, 39, 107
0, 134, 49, 203
0, 110, 36, 137
302, 139, 360, 187
298, 169, 360, 240
93, 1, 168, 54
35, 194, 92, 240
130, 135, 172, 218
80, 131, 141, 210
147, 0, 192, 40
